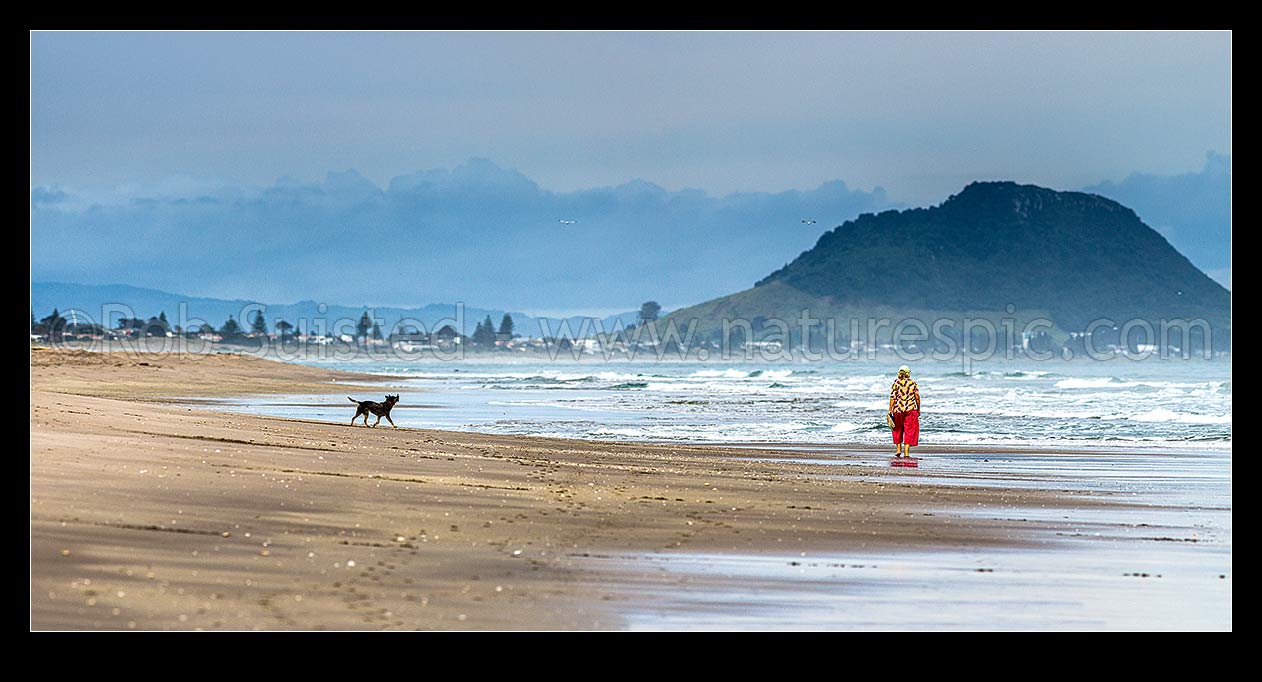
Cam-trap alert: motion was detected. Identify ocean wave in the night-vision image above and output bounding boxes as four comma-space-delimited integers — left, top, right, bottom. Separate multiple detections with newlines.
688, 369, 759, 379
828, 421, 883, 433
832, 400, 889, 410
474, 373, 597, 384
1054, 377, 1129, 389
594, 371, 649, 381
1131, 408, 1232, 425
1054, 377, 1229, 392
310, 359, 1231, 450
941, 370, 1057, 380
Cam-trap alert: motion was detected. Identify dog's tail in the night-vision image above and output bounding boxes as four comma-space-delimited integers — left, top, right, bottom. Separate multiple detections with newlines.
348, 396, 359, 403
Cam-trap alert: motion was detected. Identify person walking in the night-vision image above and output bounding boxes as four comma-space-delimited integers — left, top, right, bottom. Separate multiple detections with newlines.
888, 365, 920, 458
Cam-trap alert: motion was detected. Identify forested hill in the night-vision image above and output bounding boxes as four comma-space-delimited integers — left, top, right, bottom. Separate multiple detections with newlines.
753, 181, 1229, 332
664, 181, 1229, 350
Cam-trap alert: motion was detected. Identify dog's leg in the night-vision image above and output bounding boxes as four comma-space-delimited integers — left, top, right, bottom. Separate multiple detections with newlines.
352, 410, 361, 426
386, 414, 396, 428
373, 415, 382, 428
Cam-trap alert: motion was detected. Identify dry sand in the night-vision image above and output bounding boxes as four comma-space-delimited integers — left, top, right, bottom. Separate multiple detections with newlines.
32, 348, 1114, 630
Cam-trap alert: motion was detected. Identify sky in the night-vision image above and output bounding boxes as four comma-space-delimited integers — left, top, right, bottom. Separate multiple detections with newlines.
30, 31, 1231, 312
31, 31, 1230, 203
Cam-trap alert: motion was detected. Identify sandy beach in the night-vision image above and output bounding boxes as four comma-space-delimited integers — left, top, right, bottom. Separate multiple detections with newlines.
31, 348, 1202, 630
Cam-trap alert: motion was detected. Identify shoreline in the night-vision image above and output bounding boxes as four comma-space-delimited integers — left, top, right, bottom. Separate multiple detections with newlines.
32, 339, 1234, 369
31, 348, 1225, 630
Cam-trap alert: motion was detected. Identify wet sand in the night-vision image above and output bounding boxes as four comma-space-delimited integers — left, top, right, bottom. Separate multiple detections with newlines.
32, 348, 1146, 630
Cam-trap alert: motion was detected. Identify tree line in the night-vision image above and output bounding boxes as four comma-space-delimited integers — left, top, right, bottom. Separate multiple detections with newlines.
32, 300, 664, 346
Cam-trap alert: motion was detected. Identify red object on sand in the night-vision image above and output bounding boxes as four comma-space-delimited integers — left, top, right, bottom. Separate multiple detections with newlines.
890, 458, 919, 468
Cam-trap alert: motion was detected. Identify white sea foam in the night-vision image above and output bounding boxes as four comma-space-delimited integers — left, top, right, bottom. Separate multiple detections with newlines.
1054, 377, 1127, 389
832, 400, 888, 410
1132, 408, 1232, 425
688, 369, 756, 379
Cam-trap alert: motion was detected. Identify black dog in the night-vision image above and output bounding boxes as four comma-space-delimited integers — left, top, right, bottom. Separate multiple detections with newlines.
348, 394, 400, 428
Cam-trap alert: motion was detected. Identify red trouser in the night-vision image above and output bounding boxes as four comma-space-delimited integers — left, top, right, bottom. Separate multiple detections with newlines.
892, 410, 919, 446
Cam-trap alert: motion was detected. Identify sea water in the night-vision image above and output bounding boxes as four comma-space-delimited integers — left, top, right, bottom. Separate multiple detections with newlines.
210, 356, 1231, 449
